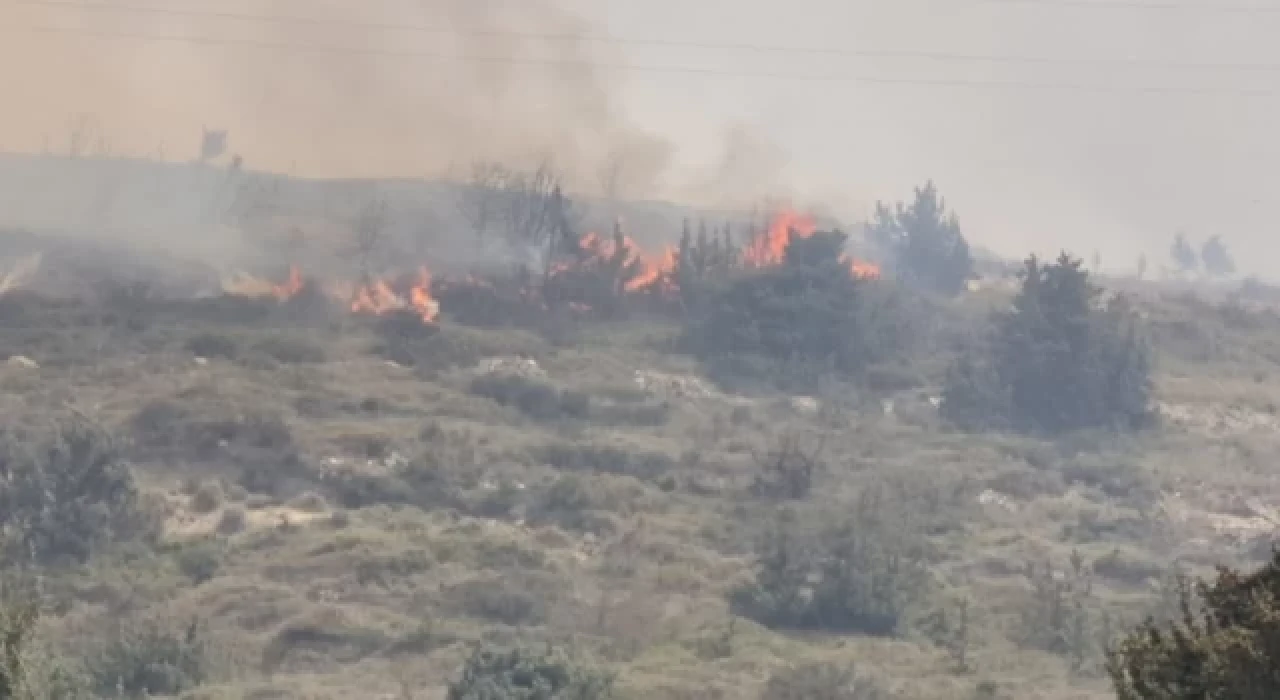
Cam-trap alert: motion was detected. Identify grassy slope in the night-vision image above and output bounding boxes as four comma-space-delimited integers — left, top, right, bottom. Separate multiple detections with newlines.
3, 277, 1278, 700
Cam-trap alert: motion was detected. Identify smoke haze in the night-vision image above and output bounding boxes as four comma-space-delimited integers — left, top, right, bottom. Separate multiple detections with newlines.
3, 0, 1280, 277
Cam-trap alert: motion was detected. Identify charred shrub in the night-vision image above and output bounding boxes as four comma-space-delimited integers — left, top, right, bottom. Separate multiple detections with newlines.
447, 645, 615, 700
730, 490, 929, 636
469, 374, 590, 422
751, 431, 828, 501
686, 230, 914, 392
941, 253, 1154, 435
0, 419, 159, 566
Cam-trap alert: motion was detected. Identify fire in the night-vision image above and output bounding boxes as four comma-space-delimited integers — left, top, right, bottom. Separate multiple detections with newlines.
222, 265, 304, 300
566, 229, 679, 297
743, 209, 881, 280
223, 265, 439, 323
743, 210, 817, 267
222, 208, 877, 323
350, 267, 439, 323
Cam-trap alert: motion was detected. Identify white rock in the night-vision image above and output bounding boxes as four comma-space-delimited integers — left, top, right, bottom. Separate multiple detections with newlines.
5, 355, 37, 369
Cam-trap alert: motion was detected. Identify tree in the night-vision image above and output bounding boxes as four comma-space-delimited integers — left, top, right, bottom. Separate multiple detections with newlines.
1108, 550, 1280, 699
941, 253, 1153, 434
1170, 233, 1198, 275
1200, 235, 1236, 277
685, 229, 911, 391
455, 161, 577, 279
868, 182, 973, 296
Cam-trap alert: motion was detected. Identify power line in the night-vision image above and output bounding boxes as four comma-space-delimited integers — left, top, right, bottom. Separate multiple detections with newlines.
982, 0, 1280, 12
20, 0, 1280, 72
28, 24, 1280, 98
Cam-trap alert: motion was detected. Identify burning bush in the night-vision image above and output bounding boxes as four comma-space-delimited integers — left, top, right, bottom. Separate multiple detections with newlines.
685, 229, 909, 391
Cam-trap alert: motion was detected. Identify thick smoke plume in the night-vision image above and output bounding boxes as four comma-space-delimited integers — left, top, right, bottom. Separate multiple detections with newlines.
2, 0, 673, 187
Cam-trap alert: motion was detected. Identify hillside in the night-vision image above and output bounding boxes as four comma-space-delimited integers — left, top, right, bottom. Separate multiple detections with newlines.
0, 170, 1275, 700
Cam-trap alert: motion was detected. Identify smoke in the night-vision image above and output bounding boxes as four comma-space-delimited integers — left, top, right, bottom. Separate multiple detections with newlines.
2, 0, 674, 186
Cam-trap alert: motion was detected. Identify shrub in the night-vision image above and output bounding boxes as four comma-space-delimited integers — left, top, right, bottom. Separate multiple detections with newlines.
446, 645, 614, 700
750, 431, 828, 500
85, 619, 210, 698
730, 490, 930, 636
189, 481, 224, 514
184, 332, 239, 360
249, 332, 326, 364
1020, 552, 1100, 672
0, 593, 37, 700
216, 507, 247, 535
941, 253, 1154, 435
469, 374, 590, 422
762, 662, 891, 700
0, 420, 158, 566
453, 578, 546, 626
531, 442, 674, 481
868, 181, 974, 297
527, 475, 601, 533
172, 539, 224, 585
685, 230, 914, 391
1107, 550, 1280, 699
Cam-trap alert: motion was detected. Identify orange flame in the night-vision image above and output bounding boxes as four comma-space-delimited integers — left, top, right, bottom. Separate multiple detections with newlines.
848, 259, 881, 280
743, 210, 881, 280
565, 230, 678, 297
350, 267, 439, 322
743, 210, 817, 267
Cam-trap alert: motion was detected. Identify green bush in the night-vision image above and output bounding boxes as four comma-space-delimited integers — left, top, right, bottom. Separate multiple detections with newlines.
85, 619, 209, 698
685, 230, 914, 391
531, 442, 674, 481
730, 490, 929, 636
0, 420, 159, 566
469, 374, 590, 422
447, 645, 614, 700
942, 253, 1154, 434
1107, 550, 1280, 699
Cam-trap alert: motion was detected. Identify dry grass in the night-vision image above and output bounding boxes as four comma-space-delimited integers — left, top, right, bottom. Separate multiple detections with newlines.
6, 286, 1280, 699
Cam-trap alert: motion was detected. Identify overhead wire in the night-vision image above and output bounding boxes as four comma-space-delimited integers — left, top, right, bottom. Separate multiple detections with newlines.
18, 0, 1280, 71
17, 0, 1280, 97
25, 25, 1280, 98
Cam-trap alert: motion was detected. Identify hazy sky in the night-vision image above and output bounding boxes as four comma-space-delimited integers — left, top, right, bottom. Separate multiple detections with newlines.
3, 0, 1280, 277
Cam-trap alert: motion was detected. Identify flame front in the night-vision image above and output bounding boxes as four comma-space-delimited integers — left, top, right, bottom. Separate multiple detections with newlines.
223, 208, 878, 322
743, 210, 817, 267
351, 267, 439, 322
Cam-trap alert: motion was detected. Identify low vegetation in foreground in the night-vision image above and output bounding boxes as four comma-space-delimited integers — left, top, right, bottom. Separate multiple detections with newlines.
0, 177, 1276, 700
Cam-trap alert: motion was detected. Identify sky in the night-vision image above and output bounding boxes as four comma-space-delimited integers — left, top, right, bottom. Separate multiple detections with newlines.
2, 0, 1280, 277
